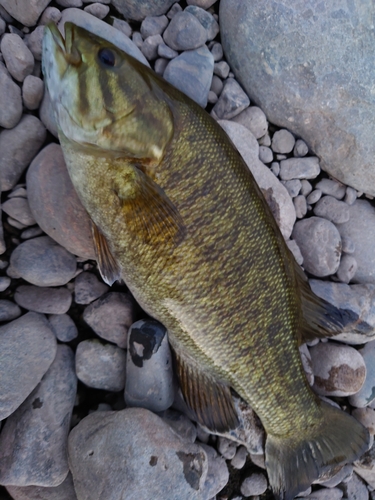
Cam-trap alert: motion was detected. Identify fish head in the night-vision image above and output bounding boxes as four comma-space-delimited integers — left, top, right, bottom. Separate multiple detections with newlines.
42, 22, 173, 162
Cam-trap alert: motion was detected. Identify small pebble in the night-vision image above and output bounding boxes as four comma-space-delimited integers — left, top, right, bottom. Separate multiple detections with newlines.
336, 255, 358, 284
341, 235, 356, 254
48, 313, 78, 342
293, 139, 309, 157
338, 472, 368, 500
352, 407, 375, 435
279, 157, 320, 180
167, 2, 183, 19
14, 285, 72, 314
217, 436, 237, 460
240, 472, 268, 497
286, 239, 304, 265
2, 196, 36, 226
232, 106, 268, 139
1, 33, 34, 82
315, 178, 346, 200
349, 340, 375, 408
163, 11, 207, 51
199, 443, 229, 499
345, 186, 358, 205
22, 74, 44, 110
207, 90, 218, 103
210, 41, 223, 61
0, 300, 21, 322
306, 189, 322, 205
141, 34, 163, 60
0, 61, 22, 129
141, 15, 169, 38
214, 60, 230, 79
56, 0, 83, 7
39, 6, 62, 25
300, 179, 313, 196
20, 226, 43, 239
132, 32, 143, 49
158, 42, 178, 59
154, 57, 169, 75
212, 78, 250, 119
185, 5, 219, 41
282, 179, 301, 198
24, 25, 44, 61
74, 271, 109, 304
270, 162, 280, 176
271, 129, 295, 154
210, 74, 223, 95
313, 195, 350, 224
110, 17, 132, 37
231, 446, 248, 469
186, 0, 218, 8
83, 2, 110, 19
0, 276, 11, 291
259, 146, 273, 164
7, 217, 27, 230
294, 195, 307, 219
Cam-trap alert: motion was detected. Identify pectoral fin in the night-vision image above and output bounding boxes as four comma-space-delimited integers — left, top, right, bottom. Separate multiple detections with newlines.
92, 223, 121, 286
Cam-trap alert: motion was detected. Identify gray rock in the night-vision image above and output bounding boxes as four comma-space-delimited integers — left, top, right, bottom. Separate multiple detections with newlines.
294, 194, 308, 218
219, 0, 375, 196
24, 25, 44, 61
210, 74, 223, 95
68, 408, 208, 500
83, 292, 135, 348
0, 61, 22, 128
218, 120, 296, 239
338, 472, 368, 500
349, 341, 375, 408
2, 196, 36, 226
259, 132, 271, 146
74, 271, 109, 304
259, 145, 273, 164
207, 90, 218, 104
336, 255, 358, 284
304, 488, 343, 500
352, 408, 375, 435
336, 200, 375, 284
212, 78, 250, 120
292, 217, 341, 277
187, 0, 218, 7
1, 33, 34, 82
27, 143, 95, 260
0, 345, 76, 486
279, 157, 320, 181
213, 60, 230, 79
158, 42, 178, 59
294, 139, 309, 157
167, 3, 182, 19
132, 31, 143, 49
185, 5, 219, 41
0, 299, 21, 321
217, 436, 237, 460
154, 57, 169, 75
0, 276, 10, 291
270, 161, 280, 177
199, 443, 229, 499
231, 445, 247, 469
83, 2, 109, 19
10, 236, 77, 287
286, 239, 304, 266
140, 15, 169, 38
48, 314, 78, 342
76, 340, 126, 392
125, 320, 174, 412
0, 0, 51, 27
112, 0, 175, 21
109, 17, 132, 38
15, 285, 72, 314
141, 34, 163, 60
58, 8, 149, 66
39, 7, 62, 25
309, 342, 366, 397
306, 189, 322, 205
6, 473, 77, 500
0, 114, 46, 191
345, 186, 358, 206
158, 409, 197, 443
240, 472, 268, 496
354, 444, 375, 489
271, 129, 295, 154
315, 179, 346, 200
56, 0, 82, 7
39, 88, 58, 137
21, 226, 44, 240
319, 464, 353, 488
232, 106, 268, 139
0, 312, 57, 421
282, 179, 301, 198
210, 42, 223, 62
164, 45, 214, 108
163, 11, 207, 50
22, 75, 44, 110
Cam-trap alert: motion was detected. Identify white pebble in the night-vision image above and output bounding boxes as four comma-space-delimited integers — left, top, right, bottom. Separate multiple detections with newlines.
294, 195, 307, 219
240, 472, 268, 497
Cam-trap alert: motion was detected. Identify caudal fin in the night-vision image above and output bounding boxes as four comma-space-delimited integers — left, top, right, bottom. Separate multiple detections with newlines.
265, 400, 370, 500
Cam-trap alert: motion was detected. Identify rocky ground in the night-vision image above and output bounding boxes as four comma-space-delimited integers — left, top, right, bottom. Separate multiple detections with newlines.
0, 0, 375, 499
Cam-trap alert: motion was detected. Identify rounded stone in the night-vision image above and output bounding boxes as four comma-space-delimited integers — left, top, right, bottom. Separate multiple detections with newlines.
22, 75, 44, 110
48, 314, 78, 342
0, 300, 22, 322
1, 33, 34, 82
314, 196, 350, 224
14, 285, 72, 314
10, 236, 77, 287
271, 129, 295, 154
163, 11, 207, 51
27, 143, 95, 260
6, 473, 77, 500
349, 340, 375, 408
111, 0, 176, 21
240, 472, 268, 496
0, 62, 23, 129
279, 157, 320, 181
352, 407, 375, 435
292, 217, 342, 277
336, 255, 358, 284
74, 271, 109, 304
2, 197, 36, 226
212, 78, 250, 120
0, 0, 52, 26
232, 106, 268, 139
309, 342, 366, 397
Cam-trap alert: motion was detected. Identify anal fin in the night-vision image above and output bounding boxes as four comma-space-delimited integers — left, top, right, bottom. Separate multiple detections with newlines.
173, 350, 239, 433
92, 223, 121, 286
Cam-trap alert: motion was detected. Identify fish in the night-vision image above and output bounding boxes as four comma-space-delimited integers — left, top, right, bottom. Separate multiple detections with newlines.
42, 22, 369, 499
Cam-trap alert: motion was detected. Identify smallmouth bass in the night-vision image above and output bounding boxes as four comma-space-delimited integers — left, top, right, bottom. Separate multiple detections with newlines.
42, 22, 369, 499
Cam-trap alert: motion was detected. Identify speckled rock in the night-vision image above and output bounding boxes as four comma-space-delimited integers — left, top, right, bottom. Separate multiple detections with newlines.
292, 217, 341, 277
6, 473, 77, 500
141, 33, 163, 60
76, 340, 126, 392
125, 320, 174, 412
309, 342, 366, 397
1, 33, 34, 82
212, 78, 250, 120
68, 408, 208, 500
0, 312, 57, 421
218, 120, 296, 239
83, 292, 135, 348
0, 61, 22, 129
0, 345, 76, 486
163, 45, 214, 107
0, 0, 52, 26
48, 314, 78, 342
14, 285, 72, 314
10, 236, 77, 287
74, 271, 109, 304
111, 0, 175, 21
0, 115, 46, 191
0, 300, 22, 322
27, 143, 95, 260
349, 341, 375, 408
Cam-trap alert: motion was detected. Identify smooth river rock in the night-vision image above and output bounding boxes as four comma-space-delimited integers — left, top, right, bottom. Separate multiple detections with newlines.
220, 0, 375, 196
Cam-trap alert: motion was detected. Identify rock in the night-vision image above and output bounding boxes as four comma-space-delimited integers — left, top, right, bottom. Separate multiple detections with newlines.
338, 472, 369, 500
218, 120, 296, 239
212, 78, 250, 120
292, 217, 341, 277
166, 3, 182, 19
125, 320, 174, 412
158, 42, 178, 59
48, 314, 78, 342
22, 75, 44, 110
315, 178, 347, 200
163, 11, 207, 50
27, 143, 95, 260
313, 195, 350, 224
0, 299, 21, 321
140, 15, 169, 38
213, 60, 230, 79
0, 312, 57, 421
0, 345, 76, 486
0, 115, 46, 191
231, 445, 248, 469
0, 0, 51, 26
259, 145, 273, 164
293, 194, 307, 219
56, 0, 82, 7
199, 443, 229, 499
319, 464, 353, 488
6, 473, 77, 500
354, 444, 375, 489
0, 61, 22, 129
68, 408, 208, 500
83, 2, 109, 19
185, 5, 219, 41
294, 139, 309, 157
74, 271, 109, 304
39, 88, 58, 137
349, 341, 375, 408
240, 472, 268, 496
154, 57, 168, 75
2, 196, 36, 226
336, 200, 375, 284
1, 33, 34, 82
83, 292, 134, 348
345, 186, 358, 206
352, 408, 375, 435
10, 236, 77, 287
158, 409, 197, 443
217, 436, 237, 460
304, 488, 343, 500
141, 34, 163, 60
336, 255, 358, 284
271, 129, 295, 154
282, 179, 301, 198
286, 239, 304, 266
75, 340, 126, 392
111, 0, 175, 21
210, 74, 223, 95
24, 25, 44, 61
187, 0, 218, 8
309, 342, 366, 397
232, 106, 268, 139
39, 6, 62, 25
58, 8, 149, 66
300, 343, 314, 386
15, 285, 72, 314
109, 17, 132, 38
210, 42, 223, 62
279, 157, 320, 181
220, 0, 375, 196
21, 226, 43, 240
307, 189, 322, 205
163, 45, 214, 108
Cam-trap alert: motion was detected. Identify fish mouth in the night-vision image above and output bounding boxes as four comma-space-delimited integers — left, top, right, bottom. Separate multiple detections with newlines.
45, 22, 81, 66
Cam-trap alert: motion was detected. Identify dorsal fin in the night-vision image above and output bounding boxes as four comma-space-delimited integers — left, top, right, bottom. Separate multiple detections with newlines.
173, 349, 239, 433
92, 222, 121, 286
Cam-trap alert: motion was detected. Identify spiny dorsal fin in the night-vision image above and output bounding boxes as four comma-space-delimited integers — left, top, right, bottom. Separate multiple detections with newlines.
117, 168, 186, 248
173, 350, 239, 433
92, 223, 121, 286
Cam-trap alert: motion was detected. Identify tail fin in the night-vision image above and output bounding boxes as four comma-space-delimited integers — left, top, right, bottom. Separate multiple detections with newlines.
265, 401, 370, 500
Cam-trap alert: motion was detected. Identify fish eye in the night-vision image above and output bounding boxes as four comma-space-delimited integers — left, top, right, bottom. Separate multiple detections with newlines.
98, 48, 116, 67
